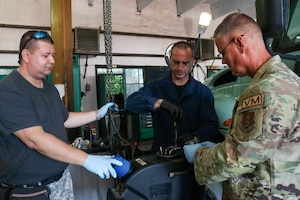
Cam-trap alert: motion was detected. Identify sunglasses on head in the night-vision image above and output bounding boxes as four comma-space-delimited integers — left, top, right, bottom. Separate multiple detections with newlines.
21, 31, 50, 51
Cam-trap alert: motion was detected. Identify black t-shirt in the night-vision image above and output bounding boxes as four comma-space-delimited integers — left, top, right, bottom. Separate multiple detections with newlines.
175, 82, 187, 97
0, 70, 69, 185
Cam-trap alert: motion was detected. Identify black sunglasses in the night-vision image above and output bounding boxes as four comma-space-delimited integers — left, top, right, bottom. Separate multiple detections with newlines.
21, 31, 51, 51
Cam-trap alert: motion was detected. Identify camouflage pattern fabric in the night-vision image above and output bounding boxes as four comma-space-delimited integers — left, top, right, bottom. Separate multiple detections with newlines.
194, 55, 300, 200
47, 168, 74, 200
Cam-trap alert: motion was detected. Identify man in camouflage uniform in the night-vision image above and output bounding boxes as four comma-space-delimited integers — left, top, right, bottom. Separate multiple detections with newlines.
184, 13, 300, 199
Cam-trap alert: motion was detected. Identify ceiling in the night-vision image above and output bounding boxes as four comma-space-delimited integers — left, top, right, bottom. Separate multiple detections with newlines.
136, 0, 256, 20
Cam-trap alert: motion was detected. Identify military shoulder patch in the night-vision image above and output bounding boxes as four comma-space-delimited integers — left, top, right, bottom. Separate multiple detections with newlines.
241, 94, 262, 110
240, 111, 256, 133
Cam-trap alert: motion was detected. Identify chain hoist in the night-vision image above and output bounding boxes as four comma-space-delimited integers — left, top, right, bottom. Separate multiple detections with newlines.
103, 0, 114, 102
103, 0, 124, 161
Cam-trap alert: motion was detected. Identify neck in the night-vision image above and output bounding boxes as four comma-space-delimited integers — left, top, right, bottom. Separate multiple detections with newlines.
247, 47, 272, 78
17, 67, 44, 88
172, 75, 190, 86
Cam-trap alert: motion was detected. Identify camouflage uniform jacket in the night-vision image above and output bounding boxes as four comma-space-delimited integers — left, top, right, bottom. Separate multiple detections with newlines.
194, 55, 300, 199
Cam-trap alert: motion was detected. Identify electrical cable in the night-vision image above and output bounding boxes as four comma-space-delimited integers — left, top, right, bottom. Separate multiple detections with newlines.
107, 110, 131, 158
83, 55, 88, 79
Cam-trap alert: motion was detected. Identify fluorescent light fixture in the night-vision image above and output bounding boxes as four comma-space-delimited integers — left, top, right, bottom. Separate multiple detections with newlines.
199, 12, 212, 26
198, 12, 212, 34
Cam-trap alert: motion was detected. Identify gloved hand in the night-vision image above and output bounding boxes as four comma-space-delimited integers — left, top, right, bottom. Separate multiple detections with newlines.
96, 102, 119, 120
83, 155, 122, 179
176, 133, 199, 147
160, 100, 183, 120
183, 141, 216, 163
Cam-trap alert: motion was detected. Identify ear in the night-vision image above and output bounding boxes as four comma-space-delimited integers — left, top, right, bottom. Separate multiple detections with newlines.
21, 49, 31, 63
192, 57, 195, 65
234, 36, 244, 53
191, 59, 196, 73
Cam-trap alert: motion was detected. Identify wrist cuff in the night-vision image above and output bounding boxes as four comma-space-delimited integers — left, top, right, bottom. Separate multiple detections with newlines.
95, 109, 101, 120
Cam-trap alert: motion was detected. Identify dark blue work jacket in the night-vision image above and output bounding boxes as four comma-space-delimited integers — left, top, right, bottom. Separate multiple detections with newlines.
126, 73, 219, 153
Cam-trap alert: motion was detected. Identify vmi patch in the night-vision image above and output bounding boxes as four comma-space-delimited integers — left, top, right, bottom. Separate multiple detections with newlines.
239, 94, 262, 133
241, 94, 262, 110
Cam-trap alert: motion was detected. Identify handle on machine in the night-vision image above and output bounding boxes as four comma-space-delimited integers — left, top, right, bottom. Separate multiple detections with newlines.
168, 165, 192, 178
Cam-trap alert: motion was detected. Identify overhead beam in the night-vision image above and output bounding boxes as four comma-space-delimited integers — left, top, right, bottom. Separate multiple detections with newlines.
176, 0, 203, 16
208, 0, 256, 19
136, 0, 154, 12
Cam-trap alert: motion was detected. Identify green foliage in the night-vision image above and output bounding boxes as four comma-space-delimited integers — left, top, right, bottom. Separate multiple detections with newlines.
112, 75, 123, 94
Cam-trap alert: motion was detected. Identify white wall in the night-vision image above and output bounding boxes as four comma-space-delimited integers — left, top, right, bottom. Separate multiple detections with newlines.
0, 0, 224, 63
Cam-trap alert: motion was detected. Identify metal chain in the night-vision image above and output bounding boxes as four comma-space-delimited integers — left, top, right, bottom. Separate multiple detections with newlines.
103, 0, 114, 102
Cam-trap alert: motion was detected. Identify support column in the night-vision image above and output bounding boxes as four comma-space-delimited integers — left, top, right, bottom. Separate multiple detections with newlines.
50, 0, 74, 111
51, 0, 78, 141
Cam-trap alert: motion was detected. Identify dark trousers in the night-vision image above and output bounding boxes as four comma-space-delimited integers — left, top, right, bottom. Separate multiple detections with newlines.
190, 176, 206, 200
0, 185, 9, 200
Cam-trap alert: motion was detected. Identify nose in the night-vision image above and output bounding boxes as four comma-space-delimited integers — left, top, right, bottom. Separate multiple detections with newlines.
49, 55, 55, 64
177, 63, 185, 69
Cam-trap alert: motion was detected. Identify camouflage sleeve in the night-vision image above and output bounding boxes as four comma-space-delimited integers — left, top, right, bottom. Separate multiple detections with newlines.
194, 81, 299, 185
194, 133, 263, 184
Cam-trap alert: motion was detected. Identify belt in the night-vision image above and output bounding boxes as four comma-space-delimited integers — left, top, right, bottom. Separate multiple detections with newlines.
1, 171, 64, 188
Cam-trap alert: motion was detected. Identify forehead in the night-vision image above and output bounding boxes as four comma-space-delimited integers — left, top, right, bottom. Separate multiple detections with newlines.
171, 47, 193, 58
34, 40, 55, 51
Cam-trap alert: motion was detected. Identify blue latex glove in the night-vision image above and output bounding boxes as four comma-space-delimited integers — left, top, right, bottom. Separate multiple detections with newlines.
97, 102, 119, 120
183, 141, 216, 163
83, 155, 122, 179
